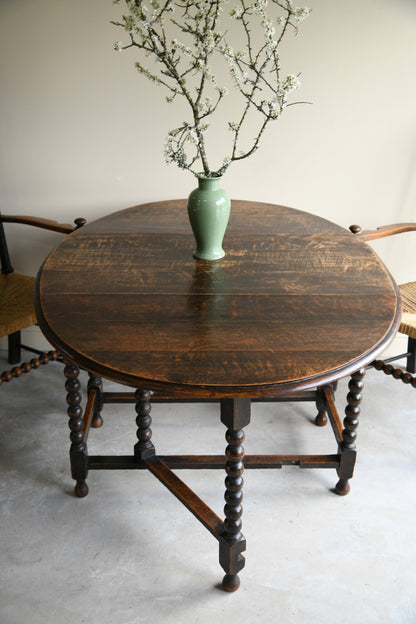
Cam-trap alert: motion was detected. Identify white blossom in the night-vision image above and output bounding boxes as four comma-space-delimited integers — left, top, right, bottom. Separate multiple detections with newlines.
282, 73, 301, 92
262, 17, 275, 39
265, 39, 278, 57
113, 0, 309, 176
202, 31, 216, 52
293, 7, 311, 22
230, 6, 244, 19
234, 49, 248, 62
252, 0, 268, 14
126, 15, 137, 31
188, 129, 199, 145
197, 97, 214, 115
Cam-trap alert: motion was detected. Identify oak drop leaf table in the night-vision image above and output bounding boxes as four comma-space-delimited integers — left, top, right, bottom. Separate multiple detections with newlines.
35, 200, 401, 591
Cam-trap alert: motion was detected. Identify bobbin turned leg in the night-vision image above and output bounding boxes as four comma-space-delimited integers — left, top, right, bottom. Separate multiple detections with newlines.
134, 389, 155, 460
219, 398, 251, 592
64, 361, 88, 497
87, 373, 104, 428
334, 369, 365, 496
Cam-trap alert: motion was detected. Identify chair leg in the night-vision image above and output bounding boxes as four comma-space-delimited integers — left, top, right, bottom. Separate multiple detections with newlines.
406, 337, 416, 373
8, 331, 21, 364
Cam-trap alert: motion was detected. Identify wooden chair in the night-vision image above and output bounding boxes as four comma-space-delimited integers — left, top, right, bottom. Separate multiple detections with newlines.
350, 222, 416, 386
0, 210, 86, 386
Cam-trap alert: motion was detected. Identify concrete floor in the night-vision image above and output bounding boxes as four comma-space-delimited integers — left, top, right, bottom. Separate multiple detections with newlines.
0, 352, 415, 624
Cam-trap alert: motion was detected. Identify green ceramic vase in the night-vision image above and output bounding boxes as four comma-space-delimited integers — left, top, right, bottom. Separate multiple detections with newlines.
187, 175, 231, 261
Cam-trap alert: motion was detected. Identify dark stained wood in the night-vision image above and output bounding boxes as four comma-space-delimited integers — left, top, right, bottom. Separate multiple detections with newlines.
0, 209, 86, 380
1, 214, 86, 234
314, 386, 329, 427
34, 201, 402, 591
322, 386, 343, 443
407, 336, 416, 373
0, 350, 59, 386
220, 399, 250, 591
94, 390, 320, 403
350, 222, 416, 241
35, 200, 401, 398
334, 368, 365, 496
145, 455, 224, 538
350, 221, 416, 387
373, 356, 416, 387
87, 373, 104, 428
64, 361, 88, 498
81, 386, 98, 439
134, 389, 155, 460
87, 454, 340, 470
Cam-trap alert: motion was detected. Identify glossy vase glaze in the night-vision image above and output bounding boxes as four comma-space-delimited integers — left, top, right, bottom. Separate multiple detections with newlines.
187, 175, 231, 261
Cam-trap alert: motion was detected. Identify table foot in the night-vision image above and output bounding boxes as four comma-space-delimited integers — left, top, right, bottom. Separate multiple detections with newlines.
221, 574, 240, 592
91, 414, 103, 428
74, 479, 89, 498
314, 411, 327, 427
332, 478, 350, 496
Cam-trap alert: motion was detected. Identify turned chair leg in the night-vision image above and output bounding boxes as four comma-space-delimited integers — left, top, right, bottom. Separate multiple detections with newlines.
8, 331, 21, 364
406, 337, 416, 373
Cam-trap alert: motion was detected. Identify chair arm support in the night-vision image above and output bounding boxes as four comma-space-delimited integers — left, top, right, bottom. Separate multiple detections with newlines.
349, 223, 416, 241
1, 215, 86, 234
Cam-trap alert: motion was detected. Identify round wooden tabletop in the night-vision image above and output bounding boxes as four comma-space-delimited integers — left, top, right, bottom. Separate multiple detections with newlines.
35, 200, 401, 398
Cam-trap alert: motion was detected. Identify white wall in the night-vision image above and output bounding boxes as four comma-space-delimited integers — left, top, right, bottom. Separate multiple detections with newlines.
1, 0, 415, 350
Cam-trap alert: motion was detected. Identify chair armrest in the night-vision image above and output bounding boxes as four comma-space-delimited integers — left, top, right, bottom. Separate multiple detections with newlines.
1, 215, 86, 234
349, 223, 416, 241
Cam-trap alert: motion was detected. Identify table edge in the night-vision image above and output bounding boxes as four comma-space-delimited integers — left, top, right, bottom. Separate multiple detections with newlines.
35, 270, 402, 398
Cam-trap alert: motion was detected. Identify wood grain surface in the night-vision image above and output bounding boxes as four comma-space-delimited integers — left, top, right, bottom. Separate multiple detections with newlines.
35, 200, 401, 397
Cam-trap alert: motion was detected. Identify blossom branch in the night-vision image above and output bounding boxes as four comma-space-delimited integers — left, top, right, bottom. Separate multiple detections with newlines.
113, 0, 311, 177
